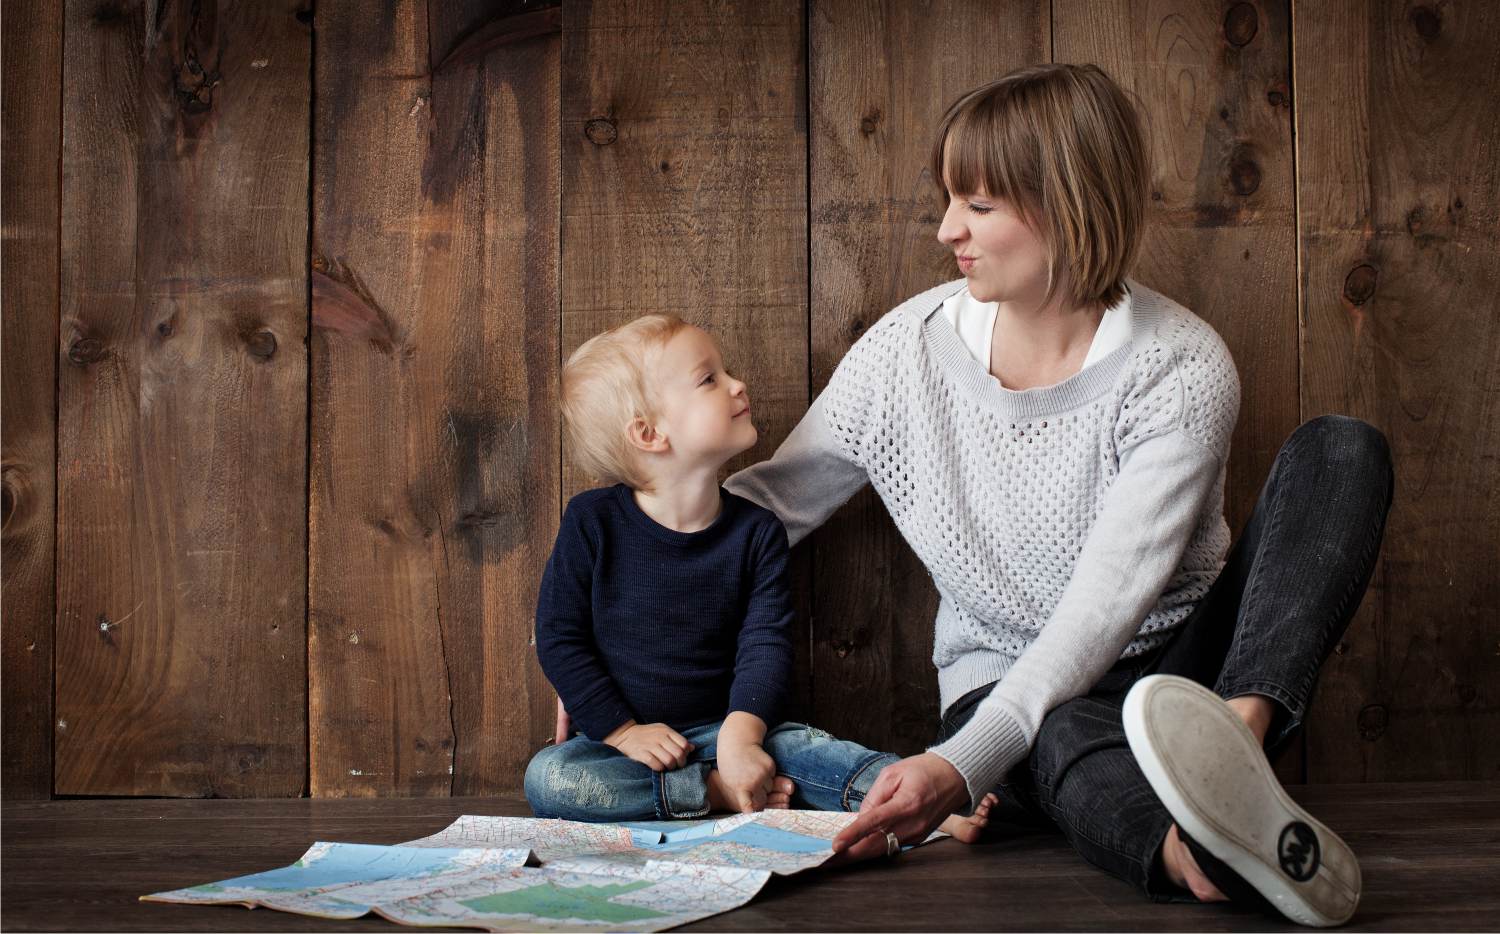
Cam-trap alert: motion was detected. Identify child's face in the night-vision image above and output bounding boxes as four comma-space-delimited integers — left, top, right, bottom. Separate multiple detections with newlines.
650, 326, 757, 467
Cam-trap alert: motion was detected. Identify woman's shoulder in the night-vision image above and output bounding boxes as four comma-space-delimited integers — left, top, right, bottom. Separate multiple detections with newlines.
1126, 278, 1238, 380
1120, 279, 1240, 452
840, 277, 969, 361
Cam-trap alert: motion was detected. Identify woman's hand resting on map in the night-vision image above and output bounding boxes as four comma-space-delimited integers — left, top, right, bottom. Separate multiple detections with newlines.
830, 752, 970, 860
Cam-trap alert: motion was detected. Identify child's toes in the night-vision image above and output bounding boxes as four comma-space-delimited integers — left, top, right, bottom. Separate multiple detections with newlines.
766, 792, 792, 809
975, 792, 998, 819
772, 776, 795, 796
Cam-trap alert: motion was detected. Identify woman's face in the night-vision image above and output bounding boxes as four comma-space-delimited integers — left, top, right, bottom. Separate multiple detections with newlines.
936, 169, 1052, 307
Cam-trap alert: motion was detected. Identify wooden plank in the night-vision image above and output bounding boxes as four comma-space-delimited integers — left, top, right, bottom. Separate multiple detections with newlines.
1295, 1, 1500, 782
559, 1, 812, 715
4, 783, 1499, 931
309, 1, 561, 796
1054, 2, 1304, 783
807, 0, 1048, 756
53, 0, 309, 796
1, 0, 61, 800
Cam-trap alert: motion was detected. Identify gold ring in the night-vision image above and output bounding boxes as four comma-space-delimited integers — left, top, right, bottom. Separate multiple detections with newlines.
885, 831, 900, 857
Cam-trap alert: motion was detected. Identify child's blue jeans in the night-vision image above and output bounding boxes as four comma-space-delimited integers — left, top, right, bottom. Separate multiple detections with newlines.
524, 720, 899, 821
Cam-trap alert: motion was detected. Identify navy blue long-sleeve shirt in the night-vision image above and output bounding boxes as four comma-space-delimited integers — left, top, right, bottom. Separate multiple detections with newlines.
535, 483, 795, 742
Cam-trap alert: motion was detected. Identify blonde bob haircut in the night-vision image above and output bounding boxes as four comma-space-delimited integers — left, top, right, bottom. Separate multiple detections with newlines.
561, 313, 690, 493
931, 62, 1150, 314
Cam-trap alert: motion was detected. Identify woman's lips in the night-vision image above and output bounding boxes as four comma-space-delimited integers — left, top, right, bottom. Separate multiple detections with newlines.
958, 256, 976, 271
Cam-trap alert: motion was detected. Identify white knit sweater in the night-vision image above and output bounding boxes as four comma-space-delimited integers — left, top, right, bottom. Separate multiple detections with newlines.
724, 276, 1240, 808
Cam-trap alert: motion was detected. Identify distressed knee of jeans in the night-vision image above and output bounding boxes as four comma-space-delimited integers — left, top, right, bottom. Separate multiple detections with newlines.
546, 759, 617, 809
804, 725, 832, 741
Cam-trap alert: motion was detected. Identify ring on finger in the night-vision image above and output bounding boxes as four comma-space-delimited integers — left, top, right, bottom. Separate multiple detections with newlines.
884, 831, 900, 857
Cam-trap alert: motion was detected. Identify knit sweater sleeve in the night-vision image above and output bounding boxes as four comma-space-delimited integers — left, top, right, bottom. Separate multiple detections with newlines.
723, 347, 881, 547
928, 333, 1241, 810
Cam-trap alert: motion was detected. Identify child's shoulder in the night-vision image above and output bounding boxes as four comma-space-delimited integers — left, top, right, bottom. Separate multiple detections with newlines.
722, 490, 790, 546
560, 484, 624, 530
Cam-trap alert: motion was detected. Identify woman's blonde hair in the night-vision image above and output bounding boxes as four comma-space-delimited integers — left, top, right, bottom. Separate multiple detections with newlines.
930, 63, 1150, 313
561, 313, 690, 493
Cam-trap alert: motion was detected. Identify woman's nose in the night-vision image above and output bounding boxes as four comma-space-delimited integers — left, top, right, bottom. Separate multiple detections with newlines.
936, 202, 965, 246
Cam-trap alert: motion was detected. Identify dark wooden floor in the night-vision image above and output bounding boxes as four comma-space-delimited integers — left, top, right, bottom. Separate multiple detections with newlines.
3, 782, 1497, 932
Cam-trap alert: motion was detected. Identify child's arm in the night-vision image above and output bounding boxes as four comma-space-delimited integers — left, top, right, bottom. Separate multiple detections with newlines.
716, 519, 796, 810
536, 502, 694, 771
534, 502, 636, 744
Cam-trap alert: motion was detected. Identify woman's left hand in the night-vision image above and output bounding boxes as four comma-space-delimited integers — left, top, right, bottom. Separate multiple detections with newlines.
830, 752, 970, 861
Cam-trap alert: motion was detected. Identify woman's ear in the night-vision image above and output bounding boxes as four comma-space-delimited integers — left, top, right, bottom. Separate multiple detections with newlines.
627, 416, 670, 454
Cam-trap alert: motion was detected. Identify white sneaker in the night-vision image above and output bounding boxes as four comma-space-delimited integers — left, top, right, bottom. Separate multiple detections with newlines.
1122, 674, 1361, 927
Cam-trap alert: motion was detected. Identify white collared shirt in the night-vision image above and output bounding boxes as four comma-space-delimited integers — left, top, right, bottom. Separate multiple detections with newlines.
938, 283, 1134, 380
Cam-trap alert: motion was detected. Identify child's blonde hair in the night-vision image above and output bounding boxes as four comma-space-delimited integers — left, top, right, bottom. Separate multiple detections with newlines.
562, 313, 690, 493
930, 63, 1150, 314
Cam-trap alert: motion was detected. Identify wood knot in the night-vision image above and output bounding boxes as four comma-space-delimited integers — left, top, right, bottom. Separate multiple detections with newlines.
1356, 703, 1387, 741
1409, 4, 1441, 40
156, 320, 174, 338
1266, 84, 1289, 108
859, 109, 882, 136
584, 117, 617, 146
1223, 2, 1258, 47
246, 329, 278, 359
67, 337, 105, 366
848, 319, 865, 338
173, 48, 221, 115
1405, 205, 1426, 236
1343, 264, 1378, 305
1229, 155, 1261, 196
831, 639, 855, 659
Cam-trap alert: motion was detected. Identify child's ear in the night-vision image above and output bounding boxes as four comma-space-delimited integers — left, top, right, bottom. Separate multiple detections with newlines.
627, 416, 670, 454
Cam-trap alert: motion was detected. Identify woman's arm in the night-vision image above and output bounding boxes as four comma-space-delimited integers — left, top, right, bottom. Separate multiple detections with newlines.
724, 392, 869, 547
833, 425, 1229, 856
927, 426, 1226, 807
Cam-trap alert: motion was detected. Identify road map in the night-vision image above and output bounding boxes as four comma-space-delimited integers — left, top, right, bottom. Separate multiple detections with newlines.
143, 810, 927, 931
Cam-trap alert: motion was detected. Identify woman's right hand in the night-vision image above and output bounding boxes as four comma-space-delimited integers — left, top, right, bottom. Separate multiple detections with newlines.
603, 720, 695, 771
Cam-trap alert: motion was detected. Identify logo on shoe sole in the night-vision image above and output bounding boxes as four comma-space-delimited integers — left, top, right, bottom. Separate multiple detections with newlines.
1278, 822, 1320, 881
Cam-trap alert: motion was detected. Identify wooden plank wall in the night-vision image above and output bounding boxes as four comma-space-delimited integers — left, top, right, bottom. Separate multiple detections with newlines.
1295, 1, 1500, 782
1, 0, 1494, 798
50, 0, 310, 796
308, 1, 561, 796
1, 0, 62, 800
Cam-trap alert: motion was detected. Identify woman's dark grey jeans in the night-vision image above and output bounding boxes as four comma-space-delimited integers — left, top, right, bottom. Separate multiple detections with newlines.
934, 414, 1394, 902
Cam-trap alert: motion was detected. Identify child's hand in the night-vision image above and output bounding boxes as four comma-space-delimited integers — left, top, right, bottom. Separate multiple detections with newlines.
715, 741, 776, 812
554, 697, 571, 745
603, 720, 694, 771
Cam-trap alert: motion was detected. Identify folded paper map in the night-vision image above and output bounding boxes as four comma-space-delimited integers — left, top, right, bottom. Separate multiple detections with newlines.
143, 810, 932, 931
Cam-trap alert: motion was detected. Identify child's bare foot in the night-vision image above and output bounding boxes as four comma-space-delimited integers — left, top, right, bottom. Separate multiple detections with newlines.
766, 776, 795, 809
705, 768, 732, 812
937, 792, 998, 844
705, 771, 797, 812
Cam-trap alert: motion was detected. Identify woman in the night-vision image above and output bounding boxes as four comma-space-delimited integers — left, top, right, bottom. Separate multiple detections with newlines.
723, 63, 1392, 926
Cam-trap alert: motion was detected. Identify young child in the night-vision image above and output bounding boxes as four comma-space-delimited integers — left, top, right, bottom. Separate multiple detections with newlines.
524, 313, 994, 840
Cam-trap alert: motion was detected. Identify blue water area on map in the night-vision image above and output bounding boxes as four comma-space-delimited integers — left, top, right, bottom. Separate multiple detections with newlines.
218, 843, 467, 892
651, 823, 829, 854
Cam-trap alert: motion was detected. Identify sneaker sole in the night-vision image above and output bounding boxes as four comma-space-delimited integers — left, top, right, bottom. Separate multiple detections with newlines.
1122, 674, 1360, 927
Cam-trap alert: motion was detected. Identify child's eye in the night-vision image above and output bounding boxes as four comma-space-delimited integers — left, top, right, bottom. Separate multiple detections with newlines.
967, 203, 992, 214
700, 374, 716, 386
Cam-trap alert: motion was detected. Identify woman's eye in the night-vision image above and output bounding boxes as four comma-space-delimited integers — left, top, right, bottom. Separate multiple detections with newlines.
967, 203, 992, 214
